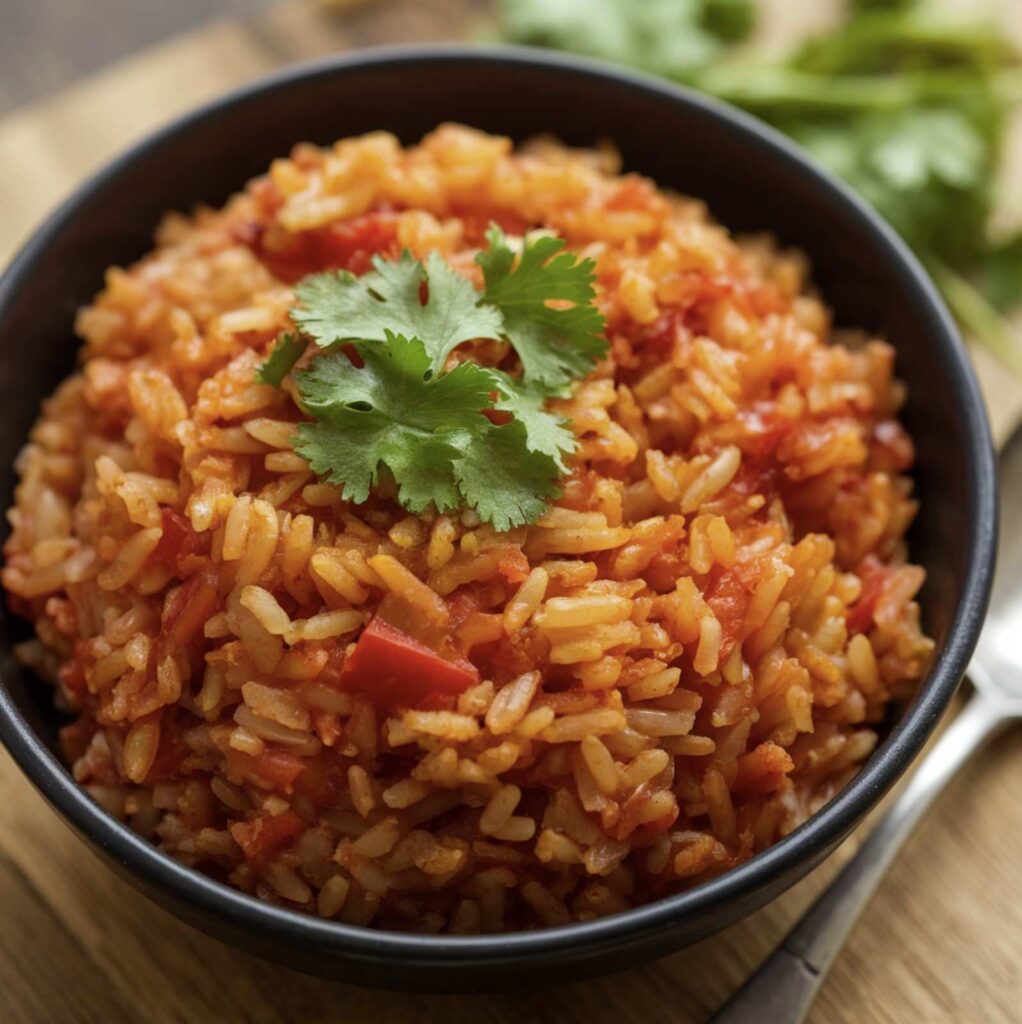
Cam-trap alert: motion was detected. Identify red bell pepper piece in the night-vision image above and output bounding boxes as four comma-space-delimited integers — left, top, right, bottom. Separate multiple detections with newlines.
339, 615, 480, 709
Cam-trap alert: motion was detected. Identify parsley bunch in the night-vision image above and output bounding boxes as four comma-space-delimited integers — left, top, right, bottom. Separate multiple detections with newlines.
495, 0, 1022, 377
258, 226, 606, 529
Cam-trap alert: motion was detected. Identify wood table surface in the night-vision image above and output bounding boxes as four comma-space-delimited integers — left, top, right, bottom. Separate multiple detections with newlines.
1, 2, 1021, 1022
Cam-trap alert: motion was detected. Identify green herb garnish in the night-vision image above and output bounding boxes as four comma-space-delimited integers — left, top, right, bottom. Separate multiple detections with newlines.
256, 227, 605, 528
494, 0, 1022, 377
490, 374, 576, 472
293, 332, 558, 528
255, 333, 308, 387
290, 226, 606, 385
478, 225, 607, 389
292, 252, 502, 374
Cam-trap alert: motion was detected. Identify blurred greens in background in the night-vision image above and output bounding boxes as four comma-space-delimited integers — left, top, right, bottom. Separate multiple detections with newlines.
492, 0, 1022, 376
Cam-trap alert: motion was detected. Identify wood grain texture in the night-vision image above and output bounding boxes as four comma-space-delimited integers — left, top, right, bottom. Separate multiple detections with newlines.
0, 0, 270, 117
0, 2, 1020, 1022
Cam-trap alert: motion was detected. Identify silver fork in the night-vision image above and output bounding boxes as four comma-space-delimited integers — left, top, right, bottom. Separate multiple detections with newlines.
710, 423, 1022, 1024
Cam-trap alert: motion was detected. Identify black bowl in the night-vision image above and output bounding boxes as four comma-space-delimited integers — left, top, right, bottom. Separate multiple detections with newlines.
0, 46, 997, 993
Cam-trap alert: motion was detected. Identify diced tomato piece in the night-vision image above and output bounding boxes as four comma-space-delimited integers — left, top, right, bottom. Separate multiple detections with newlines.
152, 509, 208, 569
847, 555, 888, 635
58, 658, 88, 697
227, 746, 306, 791
320, 211, 401, 274
229, 809, 305, 864
734, 403, 792, 462
253, 235, 318, 282
247, 210, 400, 282
705, 568, 751, 661
163, 571, 221, 648
340, 615, 480, 709
632, 806, 681, 848
293, 755, 346, 806
728, 456, 779, 505
494, 545, 530, 584
143, 714, 189, 783
482, 408, 513, 426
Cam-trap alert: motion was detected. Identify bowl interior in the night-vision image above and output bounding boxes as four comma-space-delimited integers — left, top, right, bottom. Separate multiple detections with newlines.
0, 49, 994, 980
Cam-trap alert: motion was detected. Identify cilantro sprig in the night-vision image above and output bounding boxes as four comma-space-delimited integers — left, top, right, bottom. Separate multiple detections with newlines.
256, 226, 605, 528
478, 225, 607, 389
292, 252, 502, 374
290, 225, 606, 382
293, 333, 558, 528
494, 0, 1022, 377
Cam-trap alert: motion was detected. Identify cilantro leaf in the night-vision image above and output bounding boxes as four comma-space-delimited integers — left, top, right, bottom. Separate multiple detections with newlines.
294, 333, 495, 513
788, 107, 994, 270
488, 372, 576, 472
292, 252, 502, 373
284, 228, 607, 526
452, 419, 562, 532
478, 225, 608, 389
866, 109, 985, 193
256, 333, 308, 387
293, 333, 563, 526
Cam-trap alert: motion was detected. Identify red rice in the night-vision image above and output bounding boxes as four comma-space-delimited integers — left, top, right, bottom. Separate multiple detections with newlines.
1, 125, 933, 932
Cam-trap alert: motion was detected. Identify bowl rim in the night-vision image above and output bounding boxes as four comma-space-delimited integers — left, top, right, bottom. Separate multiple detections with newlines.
0, 43, 997, 967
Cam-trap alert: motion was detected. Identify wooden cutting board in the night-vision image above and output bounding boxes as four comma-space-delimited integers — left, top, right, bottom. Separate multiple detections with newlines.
1, 3, 1021, 1022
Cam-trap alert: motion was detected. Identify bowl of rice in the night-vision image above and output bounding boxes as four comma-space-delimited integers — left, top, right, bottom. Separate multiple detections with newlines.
0, 47, 996, 991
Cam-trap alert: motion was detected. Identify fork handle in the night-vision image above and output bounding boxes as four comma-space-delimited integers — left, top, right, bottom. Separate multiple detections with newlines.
709, 687, 1006, 1024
